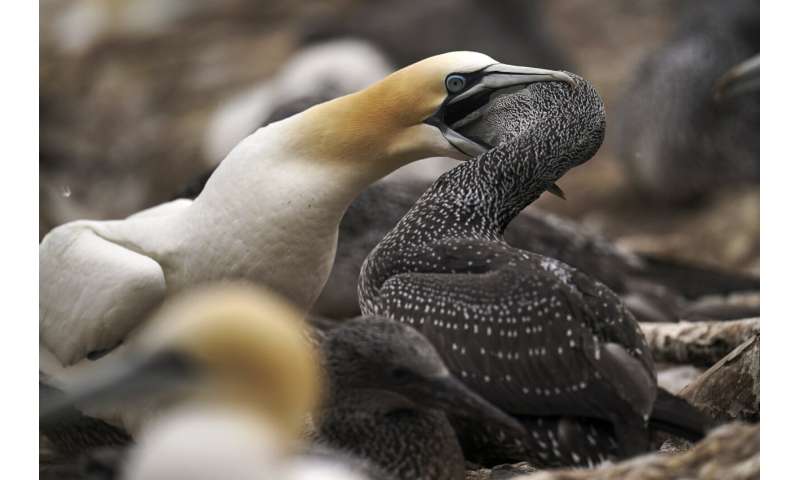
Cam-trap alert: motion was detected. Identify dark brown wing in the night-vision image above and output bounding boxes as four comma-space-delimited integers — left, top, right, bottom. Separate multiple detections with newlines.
368, 238, 656, 422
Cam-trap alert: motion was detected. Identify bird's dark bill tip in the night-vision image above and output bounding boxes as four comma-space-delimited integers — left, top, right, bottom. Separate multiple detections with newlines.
547, 183, 566, 200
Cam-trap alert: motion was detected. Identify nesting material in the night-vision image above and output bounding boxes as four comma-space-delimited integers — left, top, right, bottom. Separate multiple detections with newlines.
640, 318, 759, 367
680, 334, 760, 422
511, 422, 758, 480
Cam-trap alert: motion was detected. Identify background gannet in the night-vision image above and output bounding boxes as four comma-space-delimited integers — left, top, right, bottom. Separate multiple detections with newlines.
301, 0, 570, 72
615, 0, 759, 203
40, 52, 574, 400
203, 39, 393, 166
196, 39, 460, 190
359, 75, 708, 458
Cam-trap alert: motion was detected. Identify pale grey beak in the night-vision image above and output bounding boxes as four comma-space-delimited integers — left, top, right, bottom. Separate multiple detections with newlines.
450, 64, 576, 105
405, 374, 530, 439
441, 128, 491, 157
428, 63, 575, 158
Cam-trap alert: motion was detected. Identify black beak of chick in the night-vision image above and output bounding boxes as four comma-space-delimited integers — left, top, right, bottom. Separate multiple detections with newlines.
413, 374, 529, 438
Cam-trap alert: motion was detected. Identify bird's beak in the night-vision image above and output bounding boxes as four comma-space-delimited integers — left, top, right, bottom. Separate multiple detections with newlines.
426, 64, 575, 158
713, 54, 759, 102
40, 351, 199, 428
418, 374, 529, 438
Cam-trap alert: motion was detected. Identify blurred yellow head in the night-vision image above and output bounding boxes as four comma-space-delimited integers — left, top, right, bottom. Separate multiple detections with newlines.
138, 283, 320, 439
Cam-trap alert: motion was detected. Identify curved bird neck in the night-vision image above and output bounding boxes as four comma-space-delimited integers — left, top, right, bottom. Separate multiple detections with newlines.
358, 79, 605, 308
191, 91, 417, 229
415, 104, 604, 240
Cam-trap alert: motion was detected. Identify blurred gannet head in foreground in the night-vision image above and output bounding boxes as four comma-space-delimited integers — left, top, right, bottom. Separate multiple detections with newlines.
41, 284, 320, 442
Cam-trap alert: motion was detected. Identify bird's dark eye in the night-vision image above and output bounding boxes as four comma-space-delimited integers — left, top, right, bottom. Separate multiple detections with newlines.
445, 74, 467, 93
390, 367, 414, 382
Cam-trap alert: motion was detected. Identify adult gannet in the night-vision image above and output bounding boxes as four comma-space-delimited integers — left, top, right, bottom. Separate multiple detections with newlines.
40, 284, 369, 480
41, 284, 319, 448
40, 52, 575, 387
359, 75, 709, 460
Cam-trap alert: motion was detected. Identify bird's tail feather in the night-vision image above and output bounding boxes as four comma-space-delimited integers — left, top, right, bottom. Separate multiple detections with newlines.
649, 388, 714, 442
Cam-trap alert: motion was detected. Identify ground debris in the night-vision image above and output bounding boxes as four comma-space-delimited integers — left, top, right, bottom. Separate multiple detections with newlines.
641, 318, 759, 367
680, 334, 760, 422
513, 422, 758, 480
467, 461, 538, 480
656, 364, 703, 394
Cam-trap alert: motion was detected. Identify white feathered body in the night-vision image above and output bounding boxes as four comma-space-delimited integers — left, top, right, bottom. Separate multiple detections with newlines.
40, 121, 353, 371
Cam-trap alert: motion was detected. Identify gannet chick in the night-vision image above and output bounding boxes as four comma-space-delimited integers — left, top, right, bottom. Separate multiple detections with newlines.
309, 178, 758, 322
40, 285, 320, 451
315, 317, 528, 480
615, 0, 759, 203
40, 52, 575, 403
313, 319, 706, 471
359, 74, 692, 459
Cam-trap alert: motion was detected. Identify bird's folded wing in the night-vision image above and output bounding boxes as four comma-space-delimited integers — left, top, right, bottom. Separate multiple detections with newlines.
40, 222, 167, 368
368, 239, 655, 416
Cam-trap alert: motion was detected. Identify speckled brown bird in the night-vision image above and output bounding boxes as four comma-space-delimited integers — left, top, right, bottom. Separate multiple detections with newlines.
359, 74, 709, 462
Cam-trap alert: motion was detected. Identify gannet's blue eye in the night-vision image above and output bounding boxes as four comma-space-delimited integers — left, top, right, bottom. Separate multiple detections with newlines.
445, 74, 467, 93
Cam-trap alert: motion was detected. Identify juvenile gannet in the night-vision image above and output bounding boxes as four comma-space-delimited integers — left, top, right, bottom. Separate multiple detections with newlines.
315, 317, 528, 480
40, 52, 574, 388
309, 179, 758, 321
615, 0, 759, 203
40, 284, 343, 479
359, 75, 708, 459
313, 319, 705, 471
